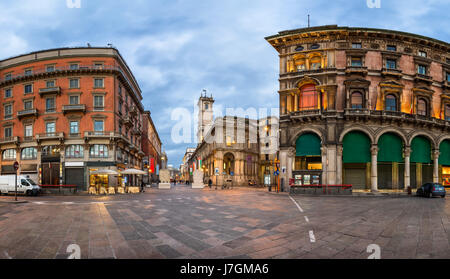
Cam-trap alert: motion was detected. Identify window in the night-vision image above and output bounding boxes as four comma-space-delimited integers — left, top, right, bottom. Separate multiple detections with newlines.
299, 84, 318, 110
46, 97, 55, 112
2, 149, 16, 160
352, 43, 362, 49
418, 51, 427, 57
90, 144, 108, 158
4, 127, 12, 138
417, 98, 427, 116
118, 100, 123, 114
5, 88, 12, 98
310, 44, 320, 50
205, 103, 208, 110
351, 92, 363, 109
46, 122, 56, 134
4, 104, 12, 119
418, 65, 427, 75
387, 45, 397, 51
69, 95, 79, 105
385, 95, 397, 111
446, 72, 450, 82
70, 64, 79, 70
4, 73, 12, 80
24, 100, 33, 110
94, 95, 104, 109
351, 57, 362, 67
24, 125, 33, 138
69, 78, 79, 88
70, 121, 79, 135
24, 69, 33, 76
21, 147, 37, 160
309, 56, 321, 70
94, 63, 104, 69
386, 59, 397, 69
66, 145, 84, 158
46, 80, 55, 88
42, 146, 60, 156
24, 84, 33, 94
118, 85, 122, 95
94, 78, 104, 88
94, 120, 104, 132
46, 65, 55, 72
295, 45, 304, 52
445, 105, 450, 121
118, 124, 122, 134
296, 63, 306, 71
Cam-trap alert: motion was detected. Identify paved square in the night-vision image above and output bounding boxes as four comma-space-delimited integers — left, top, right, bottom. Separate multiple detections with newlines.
0, 186, 448, 259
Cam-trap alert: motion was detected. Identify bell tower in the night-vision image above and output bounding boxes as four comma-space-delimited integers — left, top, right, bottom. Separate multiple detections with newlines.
197, 89, 214, 144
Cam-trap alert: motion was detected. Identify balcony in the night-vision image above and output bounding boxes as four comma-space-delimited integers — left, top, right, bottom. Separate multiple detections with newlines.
345, 66, 368, 76
39, 87, 61, 96
17, 108, 38, 119
123, 116, 133, 127
414, 74, 433, 85
36, 132, 64, 141
130, 106, 138, 116
381, 68, 402, 78
62, 104, 86, 114
22, 136, 36, 142
0, 136, 19, 145
84, 131, 117, 139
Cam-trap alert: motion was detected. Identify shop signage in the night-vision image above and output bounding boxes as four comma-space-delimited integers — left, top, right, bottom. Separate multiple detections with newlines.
65, 162, 84, 167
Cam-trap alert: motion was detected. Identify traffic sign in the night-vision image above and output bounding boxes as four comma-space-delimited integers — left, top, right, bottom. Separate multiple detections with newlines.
13, 161, 19, 171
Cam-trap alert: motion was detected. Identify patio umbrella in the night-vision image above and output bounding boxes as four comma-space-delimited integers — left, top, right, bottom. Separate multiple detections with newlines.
121, 168, 147, 175
90, 169, 119, 175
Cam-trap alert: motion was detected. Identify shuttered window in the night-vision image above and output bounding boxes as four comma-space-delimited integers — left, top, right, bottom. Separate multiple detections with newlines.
295, 133, 321, 156
343, 131, 371, 163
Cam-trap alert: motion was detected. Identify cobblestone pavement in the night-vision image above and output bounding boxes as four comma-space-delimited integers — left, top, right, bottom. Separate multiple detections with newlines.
0, 185, 448, 259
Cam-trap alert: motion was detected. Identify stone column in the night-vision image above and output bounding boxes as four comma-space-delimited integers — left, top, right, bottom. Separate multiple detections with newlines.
336, 145, 343, 185
404, 147, 411, 191
433, 150, 440, 183
286, 147, 296, 191
370, 145, 378, 192
321, 147, 327, 185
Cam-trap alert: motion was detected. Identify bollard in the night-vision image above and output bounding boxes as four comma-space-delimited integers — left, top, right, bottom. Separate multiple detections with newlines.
407, 186, 412, 195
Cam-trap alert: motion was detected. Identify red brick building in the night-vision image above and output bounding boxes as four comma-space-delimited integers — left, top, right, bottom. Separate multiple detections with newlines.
0, 47, 147, 190
141, 111, 162, 183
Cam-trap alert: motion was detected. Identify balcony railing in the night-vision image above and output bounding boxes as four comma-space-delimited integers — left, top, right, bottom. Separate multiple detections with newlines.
345, 66, 368, 75
62, 104, 86, 114
36, 132, 64, 141
381, 68, 402, 77
414, 74, 433, 84
39, 87, 61, 96
17, 108, 38, 119
0, 136, 19, 144
122, 116, 133, 126
84, 131, 118, 138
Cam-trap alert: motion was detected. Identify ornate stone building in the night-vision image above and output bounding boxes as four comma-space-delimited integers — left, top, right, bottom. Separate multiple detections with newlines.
266, 25, 450, 191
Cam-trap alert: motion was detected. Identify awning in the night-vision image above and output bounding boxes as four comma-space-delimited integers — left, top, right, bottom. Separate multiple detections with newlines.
90, 169, 119, 175
121, 169, 147, 175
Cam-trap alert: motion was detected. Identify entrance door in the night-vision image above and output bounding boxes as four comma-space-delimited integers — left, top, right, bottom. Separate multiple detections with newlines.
65, 168, 85, 191
344, 167, 366, 189
42, 163, 60, 185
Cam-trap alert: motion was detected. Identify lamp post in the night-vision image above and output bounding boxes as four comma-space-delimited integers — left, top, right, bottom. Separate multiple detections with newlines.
13, 161, 19, 201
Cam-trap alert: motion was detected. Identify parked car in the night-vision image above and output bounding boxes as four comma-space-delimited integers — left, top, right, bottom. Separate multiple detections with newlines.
0, 175, 41, 196
416, 183, 446, 198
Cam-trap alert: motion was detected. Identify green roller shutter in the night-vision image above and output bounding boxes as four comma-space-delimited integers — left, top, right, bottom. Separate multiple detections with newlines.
439, 140, 450, 165
296, 133, 321, 156
411, 136, 431, 163
343, 131, 371, 163
377, 133, 404, 162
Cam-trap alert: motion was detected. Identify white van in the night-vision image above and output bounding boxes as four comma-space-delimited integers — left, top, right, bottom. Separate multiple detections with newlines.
0, 175, 41, 196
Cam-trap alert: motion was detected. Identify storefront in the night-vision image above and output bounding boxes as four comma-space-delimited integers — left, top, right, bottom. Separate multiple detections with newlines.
342, 131, 371, 189
293, 133, 323, 186
64, 162, 85, 191
439, 140, 450, 187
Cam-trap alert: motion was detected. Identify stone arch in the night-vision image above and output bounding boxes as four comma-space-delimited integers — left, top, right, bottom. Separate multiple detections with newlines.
437, 134, 450, 147
293, 76, 321, 89
223, 152, 235, 175
339, 125, 375, 144
289, 127, 324, 148
407, 131, 437, 149
374, 128, 407, 145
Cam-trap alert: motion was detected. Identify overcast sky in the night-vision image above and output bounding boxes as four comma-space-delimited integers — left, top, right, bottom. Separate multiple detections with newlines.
1, 0, 449, 167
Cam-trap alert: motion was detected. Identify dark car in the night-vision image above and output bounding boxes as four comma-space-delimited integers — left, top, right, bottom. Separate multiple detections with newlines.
416, 183, 446, 198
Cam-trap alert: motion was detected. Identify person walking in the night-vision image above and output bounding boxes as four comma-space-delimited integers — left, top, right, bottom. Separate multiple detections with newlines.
208, 178, 212, 189
140, 180, 145, 193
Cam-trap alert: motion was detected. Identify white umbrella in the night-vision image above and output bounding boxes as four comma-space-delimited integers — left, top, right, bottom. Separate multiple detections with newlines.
91, 169, 119, 175
121, 168, 147, 175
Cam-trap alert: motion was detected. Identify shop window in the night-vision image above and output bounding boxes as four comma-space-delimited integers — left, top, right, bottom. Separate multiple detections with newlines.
90, 144, 108, 158
417, 98, 428, 116
385, 94, 397, 111
351, 92, 363, 109
3, 149, 16, 160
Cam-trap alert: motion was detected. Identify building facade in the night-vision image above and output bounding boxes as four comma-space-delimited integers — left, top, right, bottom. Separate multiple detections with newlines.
0, 47, 147, 190
266, 25, 450, 191
188, 95, 279, 186
142, 111, 162, 183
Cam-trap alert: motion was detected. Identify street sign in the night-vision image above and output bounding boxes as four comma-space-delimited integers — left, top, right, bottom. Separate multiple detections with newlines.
274, 170, 280, 176
13, 161, 19, 171
230, 171, 234, 176
215, 168, 219, 175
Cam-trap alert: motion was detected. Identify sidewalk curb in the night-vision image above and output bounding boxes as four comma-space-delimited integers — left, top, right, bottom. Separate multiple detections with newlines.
0, 200, 29, 204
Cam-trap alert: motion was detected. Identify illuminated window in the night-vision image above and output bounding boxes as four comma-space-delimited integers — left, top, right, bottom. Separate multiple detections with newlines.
90, 145, 109, 158
299, 85, 318, 111
445, 105, 450, 121
417, 98, 427, 116
21, 147, 37, 160
309, 56, 321, 70
66, 145, 84, 158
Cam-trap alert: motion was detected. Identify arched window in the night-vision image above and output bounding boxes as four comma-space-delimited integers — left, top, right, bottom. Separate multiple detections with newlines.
417, 98, 427, 116
309, 56, 321, 70
299, 85, 318, 110
90, 145, 108, 158
65, 145, 84, 158
385, 94, 397, 111
2, 149, 16, 160
21, 147, 37, 160
295, 59, 306, 71
295, 45, 304, 52
351, 92, 363, 109
445, 104, 450, 121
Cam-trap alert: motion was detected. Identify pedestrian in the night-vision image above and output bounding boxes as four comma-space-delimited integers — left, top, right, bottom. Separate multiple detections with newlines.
208, 178, 212, 189
140, 180, 145, 193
